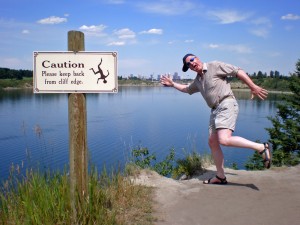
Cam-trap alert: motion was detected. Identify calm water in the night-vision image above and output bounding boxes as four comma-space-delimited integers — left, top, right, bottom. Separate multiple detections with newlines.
0, 87, 281, 181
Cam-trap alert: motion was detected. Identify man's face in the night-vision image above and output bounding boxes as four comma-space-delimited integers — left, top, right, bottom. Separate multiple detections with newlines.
185, 55, 203, 73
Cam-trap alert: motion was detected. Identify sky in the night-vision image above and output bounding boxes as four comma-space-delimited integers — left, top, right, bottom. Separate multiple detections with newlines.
0, 0, 299, 78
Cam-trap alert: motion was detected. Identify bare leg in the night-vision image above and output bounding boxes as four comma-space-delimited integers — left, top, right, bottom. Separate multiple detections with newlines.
217, 129, 265, 152
204, 128, 270, 184
207, 132, 226, 182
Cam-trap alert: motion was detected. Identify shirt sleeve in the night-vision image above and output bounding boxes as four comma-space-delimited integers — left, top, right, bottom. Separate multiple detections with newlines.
187, 79, 199, 95
217, 62, 240, 77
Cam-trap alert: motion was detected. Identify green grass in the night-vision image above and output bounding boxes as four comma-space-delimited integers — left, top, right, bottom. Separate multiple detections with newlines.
0, 166, 155, 225
0, 77, 33, 89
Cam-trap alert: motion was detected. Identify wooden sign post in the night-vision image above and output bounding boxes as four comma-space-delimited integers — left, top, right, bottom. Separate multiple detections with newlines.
68, 30, 88, 220
33, 30, 118, 222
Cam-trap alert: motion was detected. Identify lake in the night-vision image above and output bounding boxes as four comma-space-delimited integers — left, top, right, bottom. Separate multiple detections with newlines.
0, 86, 281, 181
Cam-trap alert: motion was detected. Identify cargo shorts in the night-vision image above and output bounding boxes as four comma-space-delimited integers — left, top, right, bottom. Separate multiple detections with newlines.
209, 98, 239, 135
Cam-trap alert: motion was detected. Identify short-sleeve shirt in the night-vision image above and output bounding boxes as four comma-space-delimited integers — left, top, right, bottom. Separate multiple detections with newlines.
187, 61, 240, 108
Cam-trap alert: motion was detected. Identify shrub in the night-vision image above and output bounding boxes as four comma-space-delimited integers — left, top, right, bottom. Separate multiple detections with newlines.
172, 151, 208, 179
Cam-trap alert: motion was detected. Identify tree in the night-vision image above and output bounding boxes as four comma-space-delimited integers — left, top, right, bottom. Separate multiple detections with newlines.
274, 70, 280, 78
266, 59, 300, 166
296, 59, 300, 77
245, 59, 300, 170
257, 71, 264, 78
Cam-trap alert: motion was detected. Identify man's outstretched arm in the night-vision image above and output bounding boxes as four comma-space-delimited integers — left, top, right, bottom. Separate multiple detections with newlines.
236, 70, 268, 100
160, 75, 189, 93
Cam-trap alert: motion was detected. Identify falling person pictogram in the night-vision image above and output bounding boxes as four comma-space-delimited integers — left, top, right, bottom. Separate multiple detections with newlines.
90, 58, 110, 84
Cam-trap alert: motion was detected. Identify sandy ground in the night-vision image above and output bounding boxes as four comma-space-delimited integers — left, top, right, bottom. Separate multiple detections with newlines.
134, 165, 300, 225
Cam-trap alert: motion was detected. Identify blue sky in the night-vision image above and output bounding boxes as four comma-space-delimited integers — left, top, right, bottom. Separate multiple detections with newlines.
0, 0, 299, 78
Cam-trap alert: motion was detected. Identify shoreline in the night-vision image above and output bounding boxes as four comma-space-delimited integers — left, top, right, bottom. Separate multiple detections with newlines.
2, 85, 293, 94
1, 79, 293, 94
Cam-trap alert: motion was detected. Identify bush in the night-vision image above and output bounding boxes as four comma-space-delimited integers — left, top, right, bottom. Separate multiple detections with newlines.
245, 59, 300, 169
172, 151, 208, 179
130, 146, 212, 179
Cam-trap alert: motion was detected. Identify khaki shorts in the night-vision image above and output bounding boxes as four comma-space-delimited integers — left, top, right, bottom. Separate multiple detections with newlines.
209, 98, 239, 134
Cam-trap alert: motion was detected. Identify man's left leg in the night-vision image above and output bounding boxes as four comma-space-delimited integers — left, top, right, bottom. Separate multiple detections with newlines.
203, 132, 227, 184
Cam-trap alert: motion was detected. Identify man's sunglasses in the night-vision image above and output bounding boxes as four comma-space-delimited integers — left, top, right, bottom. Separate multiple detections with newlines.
186, 57, 196, 67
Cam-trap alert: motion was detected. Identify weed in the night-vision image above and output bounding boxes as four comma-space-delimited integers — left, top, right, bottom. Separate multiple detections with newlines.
0, 167, 155, 224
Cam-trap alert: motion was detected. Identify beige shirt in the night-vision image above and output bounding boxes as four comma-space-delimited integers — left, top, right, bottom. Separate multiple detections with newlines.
187, 61, 240, 108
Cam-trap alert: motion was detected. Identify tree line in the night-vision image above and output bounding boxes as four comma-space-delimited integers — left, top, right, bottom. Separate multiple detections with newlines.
0, 67, 291, 80
0, 68, 32, 80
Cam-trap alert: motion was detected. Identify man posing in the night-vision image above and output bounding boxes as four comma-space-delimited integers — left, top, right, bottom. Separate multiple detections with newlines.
160, 53, 271, 184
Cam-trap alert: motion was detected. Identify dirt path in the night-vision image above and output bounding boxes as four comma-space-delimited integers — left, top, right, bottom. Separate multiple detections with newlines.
135, 165, 300, 225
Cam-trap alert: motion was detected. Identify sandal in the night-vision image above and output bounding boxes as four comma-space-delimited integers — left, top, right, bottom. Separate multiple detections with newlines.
203, 175, 228, 185
260, 143, 272, 169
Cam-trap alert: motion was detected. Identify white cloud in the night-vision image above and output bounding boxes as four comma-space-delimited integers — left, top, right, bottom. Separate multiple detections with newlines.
281, 13, 300, 20
267, 52, 281, 57
137, 0, 195, 15
140, 28, 163, 35
250, 28, 269, 38
103, 0, 125, 4
249, 17, 271, 38
208, 44, 219, 48
184, 39, 194, 43
114, 28, 136, 39
284, 25, 294, 31
251, 17, 272, 27
207, 10, 251, 24
207, 43, 252, 54
79, 24, 106, 32
79, 24, 107, 37
22, 29, 30, 34
107, 41, 125, 46
37, 16, 67, 24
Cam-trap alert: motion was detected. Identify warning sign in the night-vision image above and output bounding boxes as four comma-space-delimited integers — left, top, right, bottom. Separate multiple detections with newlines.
33, 51, 118, 93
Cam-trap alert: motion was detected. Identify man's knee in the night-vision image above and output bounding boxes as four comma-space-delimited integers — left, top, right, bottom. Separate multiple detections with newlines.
218, 136, 230, 146
208, 135, 218, 147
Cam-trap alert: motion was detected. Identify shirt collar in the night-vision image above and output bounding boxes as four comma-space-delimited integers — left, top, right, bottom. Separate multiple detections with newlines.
203, 63, 207, 72
197, 63, 207, 79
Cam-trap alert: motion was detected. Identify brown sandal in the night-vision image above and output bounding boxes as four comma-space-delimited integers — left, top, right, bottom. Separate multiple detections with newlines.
260, 143, 272, 169
203, 175, 228, 185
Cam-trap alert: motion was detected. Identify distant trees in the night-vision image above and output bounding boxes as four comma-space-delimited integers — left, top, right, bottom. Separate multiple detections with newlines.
0, 68, 32, 80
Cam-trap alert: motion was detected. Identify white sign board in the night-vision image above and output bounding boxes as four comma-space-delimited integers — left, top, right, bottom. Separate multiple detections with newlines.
33, 51, 118, 93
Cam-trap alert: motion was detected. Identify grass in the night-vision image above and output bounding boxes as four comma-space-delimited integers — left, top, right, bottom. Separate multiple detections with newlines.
0, 122, 213, 224
0, 147, 213, 224
0, 165, 155, 225
0, 77, 33, 89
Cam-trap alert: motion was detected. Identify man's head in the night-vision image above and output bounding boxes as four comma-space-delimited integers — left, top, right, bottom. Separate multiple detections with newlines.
182, 53, 202, 73
182, 54, 194, 72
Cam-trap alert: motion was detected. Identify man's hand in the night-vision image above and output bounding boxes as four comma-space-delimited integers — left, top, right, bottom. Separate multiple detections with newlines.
236, 70, 268, 100
250, 85, 268, 100
160, 75, 174, 87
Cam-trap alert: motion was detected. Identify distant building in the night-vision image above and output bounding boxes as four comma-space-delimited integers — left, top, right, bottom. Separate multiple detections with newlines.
157, 72, 181, 81
173, 72, 181, 81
